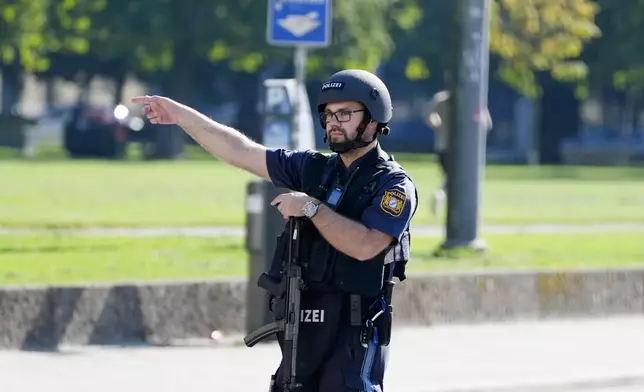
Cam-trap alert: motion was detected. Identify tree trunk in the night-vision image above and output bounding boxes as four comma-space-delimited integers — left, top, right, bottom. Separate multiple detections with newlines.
1, 63, 23, 114
234, 71, 262, 143
537, 73, 580, 164
45, 78, 55, 107
113, 71, 126, 106
77, 72, 94, 103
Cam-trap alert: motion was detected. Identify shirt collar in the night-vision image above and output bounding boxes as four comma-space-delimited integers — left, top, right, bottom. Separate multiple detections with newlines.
336, 142, 389, 174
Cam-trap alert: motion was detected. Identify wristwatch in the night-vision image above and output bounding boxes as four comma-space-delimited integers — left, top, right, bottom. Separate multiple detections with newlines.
302, 199, 321, 219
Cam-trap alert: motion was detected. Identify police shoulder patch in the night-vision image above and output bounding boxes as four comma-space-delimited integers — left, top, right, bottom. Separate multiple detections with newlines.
380, 189, 406, 217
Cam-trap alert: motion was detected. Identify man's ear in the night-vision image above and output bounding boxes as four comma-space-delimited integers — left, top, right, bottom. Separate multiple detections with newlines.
362, 121, 379, 141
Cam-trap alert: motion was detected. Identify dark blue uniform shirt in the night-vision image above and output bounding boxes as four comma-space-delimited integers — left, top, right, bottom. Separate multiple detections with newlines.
265, 144, 417, 242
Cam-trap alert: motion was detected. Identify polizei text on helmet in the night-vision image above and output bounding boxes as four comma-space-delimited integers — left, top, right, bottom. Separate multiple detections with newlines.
321, 82, 344, 91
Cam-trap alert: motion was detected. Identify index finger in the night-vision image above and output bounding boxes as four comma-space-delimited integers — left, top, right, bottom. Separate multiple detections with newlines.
270, 195, 283, 206
130, 95, 157, 104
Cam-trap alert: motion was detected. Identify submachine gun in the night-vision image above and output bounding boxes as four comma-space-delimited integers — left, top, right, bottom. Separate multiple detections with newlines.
244, 217, 305, 391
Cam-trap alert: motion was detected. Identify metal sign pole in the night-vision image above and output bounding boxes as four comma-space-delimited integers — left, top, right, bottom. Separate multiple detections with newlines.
292, 46, 308, 150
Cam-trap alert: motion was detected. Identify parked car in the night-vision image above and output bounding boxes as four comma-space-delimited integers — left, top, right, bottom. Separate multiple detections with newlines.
63, 102, 149, 159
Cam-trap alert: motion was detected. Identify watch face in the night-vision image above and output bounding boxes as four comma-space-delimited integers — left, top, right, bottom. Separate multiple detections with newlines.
304, 202, 317, 217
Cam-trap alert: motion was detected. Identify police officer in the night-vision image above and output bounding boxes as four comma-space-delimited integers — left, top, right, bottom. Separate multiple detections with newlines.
132, 69, 418, 392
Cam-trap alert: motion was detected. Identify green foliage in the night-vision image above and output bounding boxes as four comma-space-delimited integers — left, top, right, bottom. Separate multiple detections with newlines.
387, 0, 455, 82
584, 0, 644, 93
5, 0, 603, 100
388, 0, 600, 97
0, 0, 105, 72
490, 0, 601, 97
319, 0, 402, 74
32, 0, 416, 87
0, 0, 50, 71
405, 56, 431, 80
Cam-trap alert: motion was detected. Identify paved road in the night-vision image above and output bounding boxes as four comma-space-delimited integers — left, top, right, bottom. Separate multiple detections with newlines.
1, 317, 643, 392
1, 222, 643, 237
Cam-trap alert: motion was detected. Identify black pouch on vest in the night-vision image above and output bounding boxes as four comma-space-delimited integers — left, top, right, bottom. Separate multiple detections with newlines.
334, 253, 385, 298
373, 280, 395, 346
303, 238, 334, 287
267, 230, 289, 279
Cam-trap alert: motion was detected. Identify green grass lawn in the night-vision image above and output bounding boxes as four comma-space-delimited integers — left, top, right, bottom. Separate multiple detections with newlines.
1, 232, 643, 287
2, 146, 644, 228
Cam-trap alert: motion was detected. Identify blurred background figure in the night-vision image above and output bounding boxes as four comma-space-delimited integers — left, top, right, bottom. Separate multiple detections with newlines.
426, 89, 493, 216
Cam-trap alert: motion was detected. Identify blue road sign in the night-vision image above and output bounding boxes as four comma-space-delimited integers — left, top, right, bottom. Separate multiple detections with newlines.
267, 0, 332, 47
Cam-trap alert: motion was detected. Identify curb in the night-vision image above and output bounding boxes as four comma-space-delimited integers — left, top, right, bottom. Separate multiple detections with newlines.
1, 267, 644, 350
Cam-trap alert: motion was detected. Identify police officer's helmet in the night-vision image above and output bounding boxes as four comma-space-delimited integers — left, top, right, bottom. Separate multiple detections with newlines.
317, 69, 393, 152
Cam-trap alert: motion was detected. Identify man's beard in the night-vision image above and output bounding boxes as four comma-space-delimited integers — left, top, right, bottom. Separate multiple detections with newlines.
326, 126, 357, 153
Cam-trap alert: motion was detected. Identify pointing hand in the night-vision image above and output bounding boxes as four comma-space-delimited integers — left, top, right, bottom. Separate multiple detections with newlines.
131, 95, 184, 125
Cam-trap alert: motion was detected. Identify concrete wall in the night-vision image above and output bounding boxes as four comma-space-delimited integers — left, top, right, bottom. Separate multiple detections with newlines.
1, 268, 643, 350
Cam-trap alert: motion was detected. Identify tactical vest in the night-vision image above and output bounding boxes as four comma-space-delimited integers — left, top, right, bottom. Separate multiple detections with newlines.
268, 147, 413, 298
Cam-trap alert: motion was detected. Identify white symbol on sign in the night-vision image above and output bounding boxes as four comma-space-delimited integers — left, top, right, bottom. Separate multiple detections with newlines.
277, 12, 320, 37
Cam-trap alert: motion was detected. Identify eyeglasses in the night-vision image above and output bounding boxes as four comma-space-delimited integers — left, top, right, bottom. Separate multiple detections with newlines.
320, 109, 365, 124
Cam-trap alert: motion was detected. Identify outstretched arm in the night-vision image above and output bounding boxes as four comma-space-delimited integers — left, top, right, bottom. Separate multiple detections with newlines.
132, 95, 269, 180
176, 106, 269, 179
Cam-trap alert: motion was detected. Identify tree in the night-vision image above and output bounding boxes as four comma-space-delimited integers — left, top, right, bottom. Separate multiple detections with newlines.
583, 0, 644, 92
577, 0, 644, 137
0, 0, 105, 112
66, 0, 411, 87
490, 0, 601, 97
388, 0, 601, 98
0, 0, 104, 73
